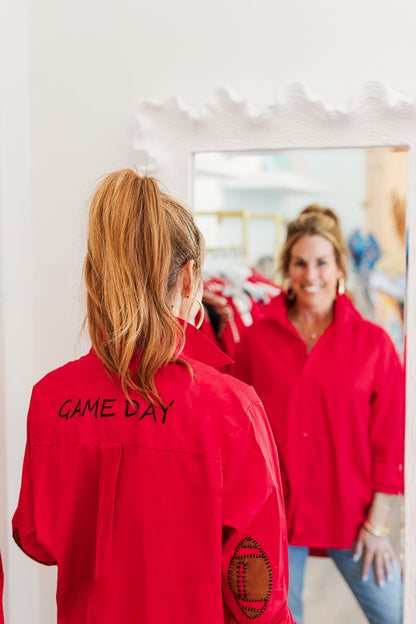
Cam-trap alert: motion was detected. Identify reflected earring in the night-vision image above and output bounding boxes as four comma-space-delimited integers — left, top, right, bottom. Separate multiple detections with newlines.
337, 277, 345, 296
195, 297, 204, 330
282, 276, 290, 294
282, 277, 295, 301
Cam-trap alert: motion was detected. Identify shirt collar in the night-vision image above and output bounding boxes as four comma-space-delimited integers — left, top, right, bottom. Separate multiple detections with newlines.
176, 318, 233, 369
333, 293, 362, 323
89, 319, 232, 375
263, 292, 361, 327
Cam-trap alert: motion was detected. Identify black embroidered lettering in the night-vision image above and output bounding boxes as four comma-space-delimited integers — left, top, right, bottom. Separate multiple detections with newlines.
71, 399, 82, 418
82, 398, 100, 418
100, 398, 116, 417
125, 400, 139, 418
159, 400, 175, 424
59, 399, 72, 420
139, 403, 157, 422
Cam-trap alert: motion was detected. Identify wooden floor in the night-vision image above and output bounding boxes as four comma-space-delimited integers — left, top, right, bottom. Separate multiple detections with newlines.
303, 557, 367, 622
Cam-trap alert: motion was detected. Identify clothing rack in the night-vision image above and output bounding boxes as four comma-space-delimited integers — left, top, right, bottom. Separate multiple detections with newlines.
195, 209, 285, 281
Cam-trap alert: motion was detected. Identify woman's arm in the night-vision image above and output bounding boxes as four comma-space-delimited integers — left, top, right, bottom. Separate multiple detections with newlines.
12, 390, 56, 566
12, 441, 56, 566
354, 329, 405, 586
221, 399, 294, 623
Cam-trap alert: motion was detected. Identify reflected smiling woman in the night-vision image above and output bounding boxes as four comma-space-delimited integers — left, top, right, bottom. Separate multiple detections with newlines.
233, 205, 405, 624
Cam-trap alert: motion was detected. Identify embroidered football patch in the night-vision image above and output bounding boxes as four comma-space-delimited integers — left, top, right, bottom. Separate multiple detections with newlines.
228, 537, 273, 619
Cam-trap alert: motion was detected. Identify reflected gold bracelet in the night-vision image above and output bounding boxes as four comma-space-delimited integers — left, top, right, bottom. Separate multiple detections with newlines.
363, 519, 390, 537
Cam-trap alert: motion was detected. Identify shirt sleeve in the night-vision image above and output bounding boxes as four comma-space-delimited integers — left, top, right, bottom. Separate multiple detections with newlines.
370, 330, 405, 494
12, 392, 56, 566
221, 399, 294, 624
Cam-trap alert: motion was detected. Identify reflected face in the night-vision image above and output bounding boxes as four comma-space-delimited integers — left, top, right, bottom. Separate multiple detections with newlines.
288, 235, 342, 310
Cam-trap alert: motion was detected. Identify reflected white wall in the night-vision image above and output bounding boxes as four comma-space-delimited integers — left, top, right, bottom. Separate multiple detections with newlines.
194, 149, 366, 270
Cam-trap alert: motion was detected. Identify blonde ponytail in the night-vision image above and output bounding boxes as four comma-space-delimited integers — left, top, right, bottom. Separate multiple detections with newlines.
84, 169, 203, 402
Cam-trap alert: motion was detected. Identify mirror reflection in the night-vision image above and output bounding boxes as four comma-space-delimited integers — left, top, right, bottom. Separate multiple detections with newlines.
193, 147, 407, 624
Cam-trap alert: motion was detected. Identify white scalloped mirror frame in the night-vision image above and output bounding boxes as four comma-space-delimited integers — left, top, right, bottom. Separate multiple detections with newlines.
134, 82, 415, 619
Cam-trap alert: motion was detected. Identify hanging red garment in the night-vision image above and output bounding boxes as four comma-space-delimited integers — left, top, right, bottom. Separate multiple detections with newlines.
202, 274, 280, 363
13, 322, 294, 624
201, 278, 245, 365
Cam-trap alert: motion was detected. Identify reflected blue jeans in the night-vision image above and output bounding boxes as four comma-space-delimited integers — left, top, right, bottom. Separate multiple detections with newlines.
288, 544, 403, 624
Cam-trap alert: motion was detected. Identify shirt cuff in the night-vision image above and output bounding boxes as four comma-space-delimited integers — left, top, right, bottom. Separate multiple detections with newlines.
372, 460, 404, 494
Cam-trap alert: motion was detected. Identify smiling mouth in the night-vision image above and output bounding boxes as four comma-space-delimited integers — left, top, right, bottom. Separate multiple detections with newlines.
302, 285, 322, 293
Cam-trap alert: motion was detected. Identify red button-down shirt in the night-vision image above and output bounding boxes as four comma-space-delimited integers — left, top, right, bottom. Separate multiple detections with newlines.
233, 294, 405, 550
13, 323, 293, 624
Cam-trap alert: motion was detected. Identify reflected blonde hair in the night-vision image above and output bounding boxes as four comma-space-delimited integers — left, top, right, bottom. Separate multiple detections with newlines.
84, 169, 204, 402
280, 204, 348, 278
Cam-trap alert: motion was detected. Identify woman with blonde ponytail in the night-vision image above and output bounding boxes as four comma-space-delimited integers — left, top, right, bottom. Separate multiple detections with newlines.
13, 169, 294, 624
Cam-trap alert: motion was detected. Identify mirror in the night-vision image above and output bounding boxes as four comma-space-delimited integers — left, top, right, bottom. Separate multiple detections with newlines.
193, 147, 407, 351
193, 146, 406, 622
133, 82, 416, 621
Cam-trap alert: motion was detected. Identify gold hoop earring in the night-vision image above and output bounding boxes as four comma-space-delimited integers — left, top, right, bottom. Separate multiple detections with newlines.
282, 277, 295, 301
337, 277, 345, 296
195, 297, 204, 330
282, 276, 290, 294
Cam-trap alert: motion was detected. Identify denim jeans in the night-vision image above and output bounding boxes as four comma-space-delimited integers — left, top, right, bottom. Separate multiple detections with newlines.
288, 544, 403, 624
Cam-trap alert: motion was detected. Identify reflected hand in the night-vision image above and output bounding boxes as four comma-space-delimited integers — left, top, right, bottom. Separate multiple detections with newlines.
353, 525, 396, 587
202, 291, 233, 337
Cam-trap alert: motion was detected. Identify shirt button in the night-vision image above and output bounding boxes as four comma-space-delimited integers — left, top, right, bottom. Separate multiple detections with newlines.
302, 432, 309, 438
399, 464, 403, 471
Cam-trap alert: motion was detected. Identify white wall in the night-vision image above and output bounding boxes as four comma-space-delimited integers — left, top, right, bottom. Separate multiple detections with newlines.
1, 0, 38, 621
2, 0, 416, 621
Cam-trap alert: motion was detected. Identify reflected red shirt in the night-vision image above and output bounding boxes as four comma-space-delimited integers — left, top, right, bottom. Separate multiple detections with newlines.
13, 323, 293, 624
232, 294, 405, 549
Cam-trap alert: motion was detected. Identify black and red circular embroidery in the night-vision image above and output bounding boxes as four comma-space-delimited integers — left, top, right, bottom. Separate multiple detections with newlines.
228, 537, 273, 619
